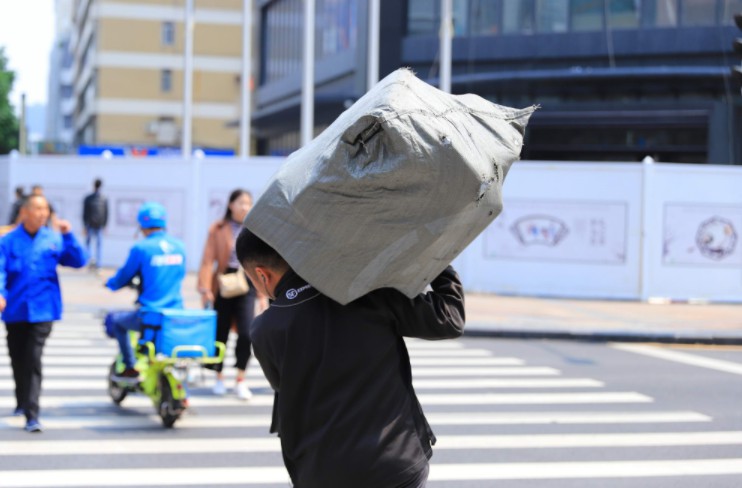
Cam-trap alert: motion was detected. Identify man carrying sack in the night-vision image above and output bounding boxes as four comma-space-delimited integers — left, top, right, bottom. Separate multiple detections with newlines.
239, 69, 535, 487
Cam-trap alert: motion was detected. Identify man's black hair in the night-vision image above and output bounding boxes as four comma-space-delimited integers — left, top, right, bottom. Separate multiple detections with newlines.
94, 178, 103, 190
236, 227, 289, 271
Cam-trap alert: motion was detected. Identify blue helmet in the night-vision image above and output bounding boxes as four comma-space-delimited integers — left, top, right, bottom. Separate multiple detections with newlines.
137, 202, 167, 229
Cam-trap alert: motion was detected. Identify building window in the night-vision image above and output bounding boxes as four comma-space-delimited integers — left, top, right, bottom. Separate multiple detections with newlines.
722, 0, 742, 22
262, 0, 303, 83
161, 69, 172, 92
536, 0, 569, 32
408, 0, 439, 36
470, 0, 502, 35
607, 0, 640, 29
654, 0, 679, 26
162, 21, 175, 45
680, 0, 716, 26
503, 0, 536, 34
60, 84, 73, 98
63, 115, 73, 129
570, 0, 603, 31
317, 0, 358, 60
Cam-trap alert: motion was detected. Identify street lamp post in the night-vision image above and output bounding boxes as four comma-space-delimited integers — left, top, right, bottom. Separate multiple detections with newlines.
439, 0, 452, 93
301, 0, 315, 147
182, 0, 194, 158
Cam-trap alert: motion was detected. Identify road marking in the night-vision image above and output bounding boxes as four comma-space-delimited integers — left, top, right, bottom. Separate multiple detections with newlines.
0, 377, 595, 391
417, 392, 652, 405
429, 459, 742, 481
410, 367, 560, 376
34, 347, 495, 358
0, 360, 560, 377
0, 392, 647, 409
0, 410, 711, 431
435, 431, 742, 449
0, 467, 289, 487
2, 431, 738, 456
427, 411, 710, 425
1, 459, 741, 486
0, 437, 282, 455
412, 378, 603, 388
0, 378, 272, 390
613, 344, 742, 376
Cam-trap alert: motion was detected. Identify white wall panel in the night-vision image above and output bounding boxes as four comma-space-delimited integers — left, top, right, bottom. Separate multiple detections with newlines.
0, 156, 739, 302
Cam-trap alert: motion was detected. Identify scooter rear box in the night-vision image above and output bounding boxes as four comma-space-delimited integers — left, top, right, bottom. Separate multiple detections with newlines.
139, 308, 217, 358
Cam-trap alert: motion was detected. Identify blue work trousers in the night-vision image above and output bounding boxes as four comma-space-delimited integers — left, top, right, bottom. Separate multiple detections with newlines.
112, 311, 141, 369
85, 227, 103, 266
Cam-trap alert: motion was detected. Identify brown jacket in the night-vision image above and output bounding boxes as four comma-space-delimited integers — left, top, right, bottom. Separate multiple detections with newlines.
197, 220, 237, 300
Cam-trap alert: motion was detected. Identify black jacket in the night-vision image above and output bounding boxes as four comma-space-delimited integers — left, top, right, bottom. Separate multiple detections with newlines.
250, 266, 465, 488
82, 191, 108, 229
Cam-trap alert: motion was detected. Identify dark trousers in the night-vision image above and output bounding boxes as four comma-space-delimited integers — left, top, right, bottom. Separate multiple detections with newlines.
210, 289, 255, 373
5, 321, 53, 421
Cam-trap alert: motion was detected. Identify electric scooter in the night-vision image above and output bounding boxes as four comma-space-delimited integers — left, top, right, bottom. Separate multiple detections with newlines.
105, 309, 225, 428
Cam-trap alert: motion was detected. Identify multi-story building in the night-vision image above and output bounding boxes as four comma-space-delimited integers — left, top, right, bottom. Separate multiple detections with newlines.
67, 0, 251, 155
253, 0, 742, 164
45, 0, 75, 150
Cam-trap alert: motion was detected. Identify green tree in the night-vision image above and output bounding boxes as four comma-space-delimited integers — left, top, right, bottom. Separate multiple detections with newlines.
0, 47, 19, 154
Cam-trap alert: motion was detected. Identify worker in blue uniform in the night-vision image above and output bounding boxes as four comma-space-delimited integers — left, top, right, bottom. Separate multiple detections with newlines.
106, 202, 186, 382
0, 194, 87, 433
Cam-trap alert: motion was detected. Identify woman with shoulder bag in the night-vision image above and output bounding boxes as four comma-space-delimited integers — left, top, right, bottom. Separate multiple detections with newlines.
197, 189, 268, 399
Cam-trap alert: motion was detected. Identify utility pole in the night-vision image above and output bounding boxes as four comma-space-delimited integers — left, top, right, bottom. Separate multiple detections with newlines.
182, 0, 194, 157
19, 93, 27, 155
367, 0, 380, 91
439, 0, 452, 93
301, 0, 316, 147
240, 0, 252, 158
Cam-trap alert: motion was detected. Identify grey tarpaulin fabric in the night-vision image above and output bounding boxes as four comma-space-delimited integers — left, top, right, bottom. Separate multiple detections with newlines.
245, 68, 536, 305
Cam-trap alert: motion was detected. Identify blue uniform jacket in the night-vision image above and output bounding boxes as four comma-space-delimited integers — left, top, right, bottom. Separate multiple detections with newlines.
0, 226, 88, 323
106, 230, 186, 309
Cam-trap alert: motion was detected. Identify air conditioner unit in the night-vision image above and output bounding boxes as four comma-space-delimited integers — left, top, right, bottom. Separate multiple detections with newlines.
145, 121, 159, 134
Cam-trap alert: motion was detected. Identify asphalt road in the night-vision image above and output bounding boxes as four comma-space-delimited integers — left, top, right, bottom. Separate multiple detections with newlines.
1, 312, 741, 487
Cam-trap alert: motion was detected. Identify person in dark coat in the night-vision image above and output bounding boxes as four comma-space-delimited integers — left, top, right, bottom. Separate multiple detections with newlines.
82, 178, 108, 269
236, 228, 465, 488
7, 186, 24, 225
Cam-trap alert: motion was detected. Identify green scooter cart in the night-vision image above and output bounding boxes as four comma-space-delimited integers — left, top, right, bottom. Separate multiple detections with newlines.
107, 308, 225, 428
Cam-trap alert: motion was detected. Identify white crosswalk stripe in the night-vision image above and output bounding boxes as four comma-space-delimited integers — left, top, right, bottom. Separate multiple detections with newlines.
0, 312, 736, 487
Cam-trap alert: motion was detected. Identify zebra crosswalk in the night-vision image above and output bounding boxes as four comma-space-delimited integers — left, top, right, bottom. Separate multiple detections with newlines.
0, 314, 740, 487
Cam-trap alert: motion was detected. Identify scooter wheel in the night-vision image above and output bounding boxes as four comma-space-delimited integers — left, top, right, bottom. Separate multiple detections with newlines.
107, 361, 128, 405
159, 375, 181, 428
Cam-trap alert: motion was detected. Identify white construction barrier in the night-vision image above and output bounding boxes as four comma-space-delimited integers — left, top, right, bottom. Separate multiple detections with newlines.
0, 156, 739, 303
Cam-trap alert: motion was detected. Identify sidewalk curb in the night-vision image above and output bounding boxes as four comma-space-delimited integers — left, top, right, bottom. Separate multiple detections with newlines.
464, 328, 742, 346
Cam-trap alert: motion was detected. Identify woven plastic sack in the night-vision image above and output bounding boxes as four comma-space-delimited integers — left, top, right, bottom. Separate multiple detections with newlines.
245, 68, 536, 304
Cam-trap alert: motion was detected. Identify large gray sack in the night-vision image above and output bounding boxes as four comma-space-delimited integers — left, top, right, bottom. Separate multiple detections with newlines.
245, 68, 536, 304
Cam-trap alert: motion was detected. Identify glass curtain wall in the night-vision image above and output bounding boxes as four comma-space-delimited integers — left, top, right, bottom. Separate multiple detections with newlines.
262, 0, 358, 84
407, 0, 739, 36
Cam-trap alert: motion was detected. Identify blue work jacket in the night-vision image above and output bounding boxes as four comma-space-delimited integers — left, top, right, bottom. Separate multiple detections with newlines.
106, 230, 186, 309
0, 225, 87, 323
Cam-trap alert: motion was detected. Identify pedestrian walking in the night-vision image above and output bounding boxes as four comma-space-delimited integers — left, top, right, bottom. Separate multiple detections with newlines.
0, 194, 87, 432
236, 228, 465, 488
8, 186, 24, 225
82, 178, 108, 269
197, 189, 267, 399
29, 185, 58, 230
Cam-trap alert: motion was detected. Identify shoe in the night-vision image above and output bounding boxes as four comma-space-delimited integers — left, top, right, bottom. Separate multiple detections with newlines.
24, 419, 43, 433
12, 407, 24, 417
111, 368, 140, 383
212, 379, 226, 396
235, 380, 253, 400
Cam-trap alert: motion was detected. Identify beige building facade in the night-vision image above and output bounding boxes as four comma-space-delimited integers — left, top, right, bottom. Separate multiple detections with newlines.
69, 0, 248, 154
